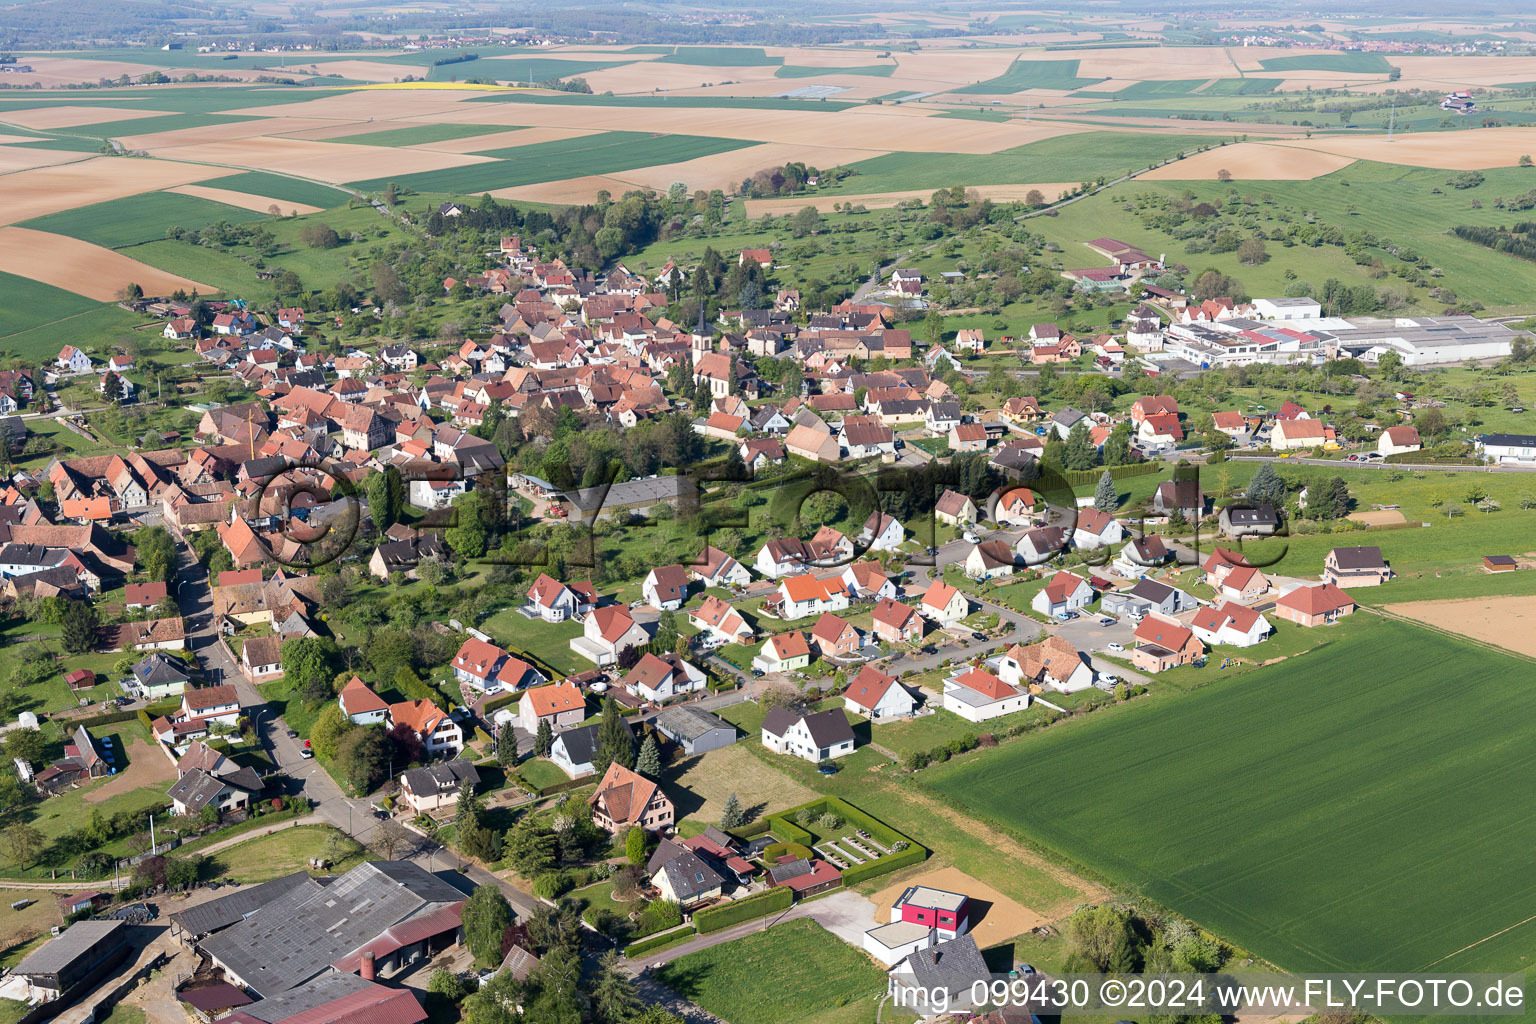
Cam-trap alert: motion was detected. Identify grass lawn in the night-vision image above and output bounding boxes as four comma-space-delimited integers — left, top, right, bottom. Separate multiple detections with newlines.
875, 704, 1060, 760
655, 919, 890, 1024
925, 618, 1536, 977
665, 743, 820, 827
0, 889, 60, 949
207, 824, 367, 882
478, 607, 588, 676
19, 192, 263, 249
516, 757, 571, 791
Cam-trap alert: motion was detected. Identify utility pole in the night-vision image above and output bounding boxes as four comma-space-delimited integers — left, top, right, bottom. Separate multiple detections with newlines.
149, 814, 157, 856
1388, 97, 1396, 142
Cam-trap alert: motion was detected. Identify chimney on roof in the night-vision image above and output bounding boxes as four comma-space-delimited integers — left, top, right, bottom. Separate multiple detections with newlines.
360, 950, 376, 981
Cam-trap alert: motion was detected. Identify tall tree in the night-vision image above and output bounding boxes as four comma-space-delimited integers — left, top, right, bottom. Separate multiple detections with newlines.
1247, 461, 1286, 508
636, 734, 662, 777
526, 946, 583, 1024
462, 884, 512, 969
592, 950, 642, 1024
1093, 469, 1117, 512
719, 792, 745, 829
503, 817, 556, 877
136, 526, 177, 585
61, 600, 99, 654
534, 719, 553, 758
497, 722, 517, 767
1062, 420, 1099, 471
593, 697, 635, 776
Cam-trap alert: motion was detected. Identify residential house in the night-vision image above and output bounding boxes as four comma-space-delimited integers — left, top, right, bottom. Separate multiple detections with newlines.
688, 546, 751, 588
776, 573, 849, 621
1072, 508, 1124, 550
572, 606, 648, 666
1131, 615, 1204, 674
871, 598, 922, 643
387, 700, 463, 757
241, 635, 282, 682
1137, 413, 1183, 451
524, 574, 597, 623
648, 842, 725, 906
1152, 479, 1204, 519
589, 762, 675, 833
998, 636, 1095, 693
752, 631, 811, 674
550, 720, 628, 778
1271, 417, 1328, 451
517, 682, 586, 734
761, 707, 855, 762
622, 652, 707, 703
934, 490, 978, 526
1016, 525, 1068, 565
125, 582, 167, 610
920, 580, 969, 624
688, 595, 753, 644
949, 424, 990, 452
1219, 504, 1280, 537
858, 511, 905, 552
1325, 546, 1391, 587
641, 564, 691, 611
1130, 396, 1179, 425
784, 423, 840, 462
1113, 535, 1170, 577
1190, 602, 1272, 648
338, 676, 389, 726
56, 346, 92, 374
843, 665, 916, 720
451, 637, 544, 694
1030, 571, 1093, 618
842, 560, 897, 601
1274, 583, 1356, 627
128, 652, 190, 700
888, 934, 990, 1014
964, 540, 1017, 580
992, 486, 1040, 526
1378, 425, 1422, 457
755, 538, 811, 579
809, 612, 861, 657
943, 666, 1028, 722
398, 759, 479, 814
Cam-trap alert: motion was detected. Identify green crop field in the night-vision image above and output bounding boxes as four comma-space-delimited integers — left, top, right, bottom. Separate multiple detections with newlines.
1094, 79, 1209, 99
1258, 52, 1396, 74
350, 130, 753, 193
329, 122, 514, 148
475, 57, 628, 82
20, 191, 263, 249
467, 92, 855, 111
206, 171, 352, 209
655, 919, 891, 1024
925, 619, 1536, 977
775, 64, 895, 79
0, 87, 343, 117
1201, 78, 1280, 95
121, 239, 271, 300
0, 271, 101, 336
952, 58, 1105, 94
0, 305, 147, 361
815, 132, 1212, 195
62, 113, 255, 139
654, 46, 782, 66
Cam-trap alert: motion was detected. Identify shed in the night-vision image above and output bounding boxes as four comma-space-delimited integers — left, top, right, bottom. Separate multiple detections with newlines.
652, 705, 737, 756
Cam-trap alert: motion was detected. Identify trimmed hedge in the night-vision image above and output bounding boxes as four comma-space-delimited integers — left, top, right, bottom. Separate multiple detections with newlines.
625, 924, 696, 957
482, 691, 518, 715
842, 842, 927, 885
70, 709, 137, 730
730, 820, 772, 840
693, 885, 792, 934
762, 796, 927, 887
1062, 462, 1163, 487
768, 817, 813, 846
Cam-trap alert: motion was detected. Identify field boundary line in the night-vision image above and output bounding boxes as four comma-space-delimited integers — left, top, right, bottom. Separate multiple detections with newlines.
1365, 605, 1536, 666
1421, 909, 1536, 969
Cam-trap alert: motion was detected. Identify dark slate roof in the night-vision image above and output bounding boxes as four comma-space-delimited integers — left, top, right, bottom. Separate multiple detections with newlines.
1126, 579, 1175, 604
238, 972, 380, 1023
765, 858, 814, 885
1330, 545, 1385, 569
653, 705, 733, 744
133, 652, 191, 688
655, 848, 724, 901
896, 933, 990, 995
169, 872, 318, 938
15, 920, 126, 977
1224, 503, 1278, 525
200, 861, 465, 996
553, 720, 624, 767
168, 766, 263, 811
802, 708, 855, 748
400, 759, 479, 799
1479, 433, 1536, 447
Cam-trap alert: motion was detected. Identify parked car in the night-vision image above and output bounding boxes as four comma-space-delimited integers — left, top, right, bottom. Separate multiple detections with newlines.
1100, 674, 1119, 686
1099, 617, 1114, 626
971, 632, 987, 642
962, 532, 980, 544
300, 749, 314, 760
1107, 642, 1125, 653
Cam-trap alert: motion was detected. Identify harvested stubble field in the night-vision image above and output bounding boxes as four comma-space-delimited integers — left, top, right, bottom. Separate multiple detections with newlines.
0, 157, 235, 225
0, 227, 213, 299
165, 184, 321, 216
1384, 596, 1536, 658
925, 619, 1536, 977
138, 136, 495, 184
0, 104, 172, 129
1140, 142, 1358, 180
0, 147, 88, 173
